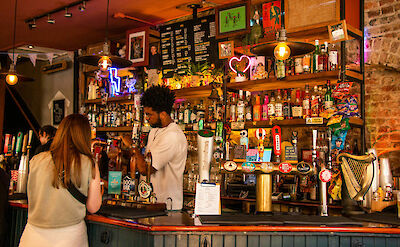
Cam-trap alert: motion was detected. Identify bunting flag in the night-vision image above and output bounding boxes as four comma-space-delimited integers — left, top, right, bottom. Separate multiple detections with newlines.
8, 53, 18, 65
46, 53, 54, 64
28, 54, 38, 66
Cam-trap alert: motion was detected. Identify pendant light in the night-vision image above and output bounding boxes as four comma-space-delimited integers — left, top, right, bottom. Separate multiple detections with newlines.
78, 0, 133, 69
1, 0, 33, 85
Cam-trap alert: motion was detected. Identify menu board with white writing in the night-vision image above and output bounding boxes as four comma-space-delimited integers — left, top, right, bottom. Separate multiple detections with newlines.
160, 15, 219, 78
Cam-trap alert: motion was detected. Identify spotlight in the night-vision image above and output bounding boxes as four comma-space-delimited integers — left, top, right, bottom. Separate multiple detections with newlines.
64, 8, 72, 18
47, 14, 55, 24
27, 45, 34, 49
78, 1, 86, 12
28, 19, 37, 29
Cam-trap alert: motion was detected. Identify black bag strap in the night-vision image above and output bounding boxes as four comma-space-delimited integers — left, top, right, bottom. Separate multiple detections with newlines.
67, 183, 87, 205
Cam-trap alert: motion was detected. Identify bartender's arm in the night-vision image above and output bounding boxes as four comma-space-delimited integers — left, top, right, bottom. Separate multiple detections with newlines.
130, 147, 157, 176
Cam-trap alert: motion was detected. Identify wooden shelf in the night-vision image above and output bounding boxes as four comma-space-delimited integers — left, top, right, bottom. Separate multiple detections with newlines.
173, 85, 213, 99
84, 95, 133, 104
96, 126, 133, 132
243, 117, 363, 128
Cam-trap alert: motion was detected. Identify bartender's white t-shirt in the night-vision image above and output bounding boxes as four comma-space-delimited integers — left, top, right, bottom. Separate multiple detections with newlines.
146, 122, 187, 210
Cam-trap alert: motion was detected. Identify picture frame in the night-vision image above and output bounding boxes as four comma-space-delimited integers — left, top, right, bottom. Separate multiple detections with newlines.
53, 99, 65, 125
328, 20, 349, 43
215, 1, 251, 39
262, 0, 282, 40
218, 40, 235, 59
126, 27, 149, 67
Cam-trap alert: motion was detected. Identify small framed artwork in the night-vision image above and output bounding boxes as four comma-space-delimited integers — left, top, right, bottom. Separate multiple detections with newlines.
218, 41, 234, 59
215, 1, 251, 39
328, 20, 349, 43
53, 99, 65, 125
262, 0, 282, 40
126, 27, 149, 67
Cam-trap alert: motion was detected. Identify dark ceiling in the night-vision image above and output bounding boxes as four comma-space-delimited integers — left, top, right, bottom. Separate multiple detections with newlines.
0, 0, 234, 51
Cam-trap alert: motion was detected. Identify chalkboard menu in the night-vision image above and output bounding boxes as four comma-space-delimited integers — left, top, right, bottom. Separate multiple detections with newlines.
160, 15, 219, 78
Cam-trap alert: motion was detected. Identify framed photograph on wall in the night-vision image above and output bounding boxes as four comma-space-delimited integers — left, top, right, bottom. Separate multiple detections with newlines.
218, 40, 234, 59
126, 27, 149, 67
53, 99, 65, 125
262, 0, 282, 40
215, 1, 251, 39
328, 20, 349, 43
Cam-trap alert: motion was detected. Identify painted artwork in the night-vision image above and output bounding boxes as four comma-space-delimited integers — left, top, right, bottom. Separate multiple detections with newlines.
262, 0, 282, 39
219, 5, 247, 34
129, 31, 145, 63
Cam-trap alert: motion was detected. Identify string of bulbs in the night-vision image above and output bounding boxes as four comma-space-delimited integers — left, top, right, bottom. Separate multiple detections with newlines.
25, 0, 89, 29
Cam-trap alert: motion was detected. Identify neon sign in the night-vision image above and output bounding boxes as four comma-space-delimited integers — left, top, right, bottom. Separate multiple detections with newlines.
108, 67, 121, 97
229, 55, 251, 75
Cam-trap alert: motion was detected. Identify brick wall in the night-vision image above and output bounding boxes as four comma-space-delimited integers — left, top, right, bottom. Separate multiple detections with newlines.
365, 0, 400, 172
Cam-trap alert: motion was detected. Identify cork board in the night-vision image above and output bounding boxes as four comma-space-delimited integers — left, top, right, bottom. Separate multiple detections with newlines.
285, 0, 340, 32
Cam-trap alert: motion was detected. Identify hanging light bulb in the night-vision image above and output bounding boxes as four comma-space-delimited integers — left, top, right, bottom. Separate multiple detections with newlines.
6, 64, 18, 85
274, 42, 291, 60
98, 56, 111, 71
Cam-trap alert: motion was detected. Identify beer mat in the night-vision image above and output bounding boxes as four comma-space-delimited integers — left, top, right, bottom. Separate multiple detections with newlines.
9, 193, 27, 200
281, 215, 363, 226
98, 205, 167, 219
199, 214, 284, 225
350, 212, 400, 226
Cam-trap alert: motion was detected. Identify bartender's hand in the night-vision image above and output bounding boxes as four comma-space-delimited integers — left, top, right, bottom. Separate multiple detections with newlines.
130, 147, 146, 176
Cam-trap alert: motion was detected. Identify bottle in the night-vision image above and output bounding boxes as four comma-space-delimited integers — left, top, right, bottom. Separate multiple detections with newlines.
207, 103, 215, 122
311, 86, 319, 117
275, 89, 283, 120
253, 95, 262, 121
197, 100, 206, 122
303, 84, 311, 118
313, 40, 321, 73
295, 57, 304, 75
302, 54, 311, 73
292, 90, 303, 119
245, 91, 253, 121
184, 102, 191, 124
229, 93, 237, 122
237, 90, 245, 122
267, 92, 276, 120
178, 103, 184, 124
191, 105, 197, 124
262, 95, 269, 121
276, 60, 285, 79
329, 43, 338, 71
320, 41, 329, 71
324, 80, 334, 111
283, 90, 292, 119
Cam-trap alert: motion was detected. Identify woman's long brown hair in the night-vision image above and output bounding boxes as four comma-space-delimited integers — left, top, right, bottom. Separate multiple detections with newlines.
50, 114, 95, 188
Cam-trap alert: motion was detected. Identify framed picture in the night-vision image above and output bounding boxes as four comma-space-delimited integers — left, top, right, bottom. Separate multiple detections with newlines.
262, 0, 282, 40
215, 1, 251, 39
126, 27, 149, 67
53, 99, 65, 125
328, 20, 349, 43
218, 41, 234, 59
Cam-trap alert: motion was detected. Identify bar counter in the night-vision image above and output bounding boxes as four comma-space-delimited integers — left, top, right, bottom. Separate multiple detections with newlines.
8, 200, 400, 247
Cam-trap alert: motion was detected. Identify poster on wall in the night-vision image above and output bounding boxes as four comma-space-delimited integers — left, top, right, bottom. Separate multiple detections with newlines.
126, 27, 149, 67
53, 99, 65, 125
262, 0, 282, 39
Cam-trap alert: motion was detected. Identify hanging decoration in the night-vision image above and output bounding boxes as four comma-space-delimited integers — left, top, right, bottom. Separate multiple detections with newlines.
28, 54, 37, 66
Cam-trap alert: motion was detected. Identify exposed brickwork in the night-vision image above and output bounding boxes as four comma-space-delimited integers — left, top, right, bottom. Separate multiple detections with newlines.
365, 0, 400, 173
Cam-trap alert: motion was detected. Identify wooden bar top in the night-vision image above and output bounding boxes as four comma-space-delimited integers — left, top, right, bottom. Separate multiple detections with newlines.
10, 200, 400, 234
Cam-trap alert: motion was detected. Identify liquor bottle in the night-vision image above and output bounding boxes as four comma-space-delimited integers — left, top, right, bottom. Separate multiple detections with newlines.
178, 103, 184, 124
302, 54, 311, 73
303, 84, 311, 118
283, 90, 292, 119
329, 43, 338, 71
229, 93, 237, 122
184, 102, 191, 124
292, 90, 303, 119
197, 100, 206, 122
275, 89, 284, 120
207, 103, 215, 122
215, 101, 223, 122
294, 57, 303, 75
320, 42, 329, 71
253, 95, 262, 121
245, 91, 253, 121
191, 104, 197, 124
286, 58, 294, 76
262, 94, 269, 121
267, 92, 276, 120
237, 90, 245, 122
276, 60, 285, 79
312, 40, 321, 73
311, 86, 319, 117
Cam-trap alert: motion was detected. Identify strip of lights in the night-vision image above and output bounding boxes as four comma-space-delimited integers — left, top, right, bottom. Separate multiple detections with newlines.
25, 0, 89, 28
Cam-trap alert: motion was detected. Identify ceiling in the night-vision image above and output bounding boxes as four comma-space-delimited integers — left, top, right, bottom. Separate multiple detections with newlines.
0, 0, 235, 52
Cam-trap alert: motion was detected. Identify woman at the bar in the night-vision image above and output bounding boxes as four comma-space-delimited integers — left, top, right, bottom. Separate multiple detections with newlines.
19, 114, 102, 247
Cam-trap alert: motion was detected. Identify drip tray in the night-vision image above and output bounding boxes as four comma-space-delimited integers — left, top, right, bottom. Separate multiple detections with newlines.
200, 214, 363, 226
350, 212, 400, 226
98, 205, 167, 220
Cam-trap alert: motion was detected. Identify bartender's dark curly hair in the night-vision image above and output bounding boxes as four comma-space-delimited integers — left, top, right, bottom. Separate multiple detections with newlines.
141, 85, 175, 114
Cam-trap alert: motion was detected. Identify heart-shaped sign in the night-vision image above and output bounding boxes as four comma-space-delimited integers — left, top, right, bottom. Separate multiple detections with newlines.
229, 55, 251, 75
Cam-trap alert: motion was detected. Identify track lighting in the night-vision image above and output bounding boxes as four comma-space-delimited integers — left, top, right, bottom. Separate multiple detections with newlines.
28, 19, 36, 29
27, 44, 34, 49
47, 14, 55, 24
64, 8, 72, 18
78, 1, 86, 12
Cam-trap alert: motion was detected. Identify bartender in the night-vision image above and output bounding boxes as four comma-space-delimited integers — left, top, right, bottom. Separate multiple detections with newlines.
130, 86, 187, 210
144, 45, 162, 87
